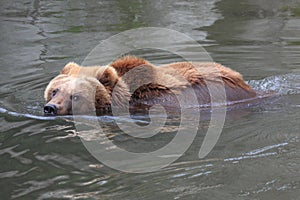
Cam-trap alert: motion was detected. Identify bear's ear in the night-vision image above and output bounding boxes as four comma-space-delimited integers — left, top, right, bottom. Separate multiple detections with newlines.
60, 62, 80, 75
96, 66, 119, 92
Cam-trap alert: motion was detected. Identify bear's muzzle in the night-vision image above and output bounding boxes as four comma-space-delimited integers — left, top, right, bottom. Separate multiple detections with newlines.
44, 104, 58, 115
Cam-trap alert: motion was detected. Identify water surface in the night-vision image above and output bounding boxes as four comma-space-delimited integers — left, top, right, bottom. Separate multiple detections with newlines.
0, 0, 299, 199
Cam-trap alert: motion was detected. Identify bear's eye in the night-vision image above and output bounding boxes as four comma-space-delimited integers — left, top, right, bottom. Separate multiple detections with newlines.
71, 94, 80, 101
51, 89, 58, 97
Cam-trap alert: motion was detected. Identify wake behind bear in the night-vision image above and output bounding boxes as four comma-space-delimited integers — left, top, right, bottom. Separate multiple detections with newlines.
44, 56, 256, 115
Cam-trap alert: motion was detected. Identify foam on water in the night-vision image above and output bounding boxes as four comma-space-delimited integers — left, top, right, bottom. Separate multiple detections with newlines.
247, 73, 300, 95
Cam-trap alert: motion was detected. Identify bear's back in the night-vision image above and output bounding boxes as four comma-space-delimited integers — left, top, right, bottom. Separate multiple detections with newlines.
109, 56, 256, 106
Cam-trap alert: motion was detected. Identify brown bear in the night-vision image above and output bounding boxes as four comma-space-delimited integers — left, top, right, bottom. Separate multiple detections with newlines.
44, 56, 256, 115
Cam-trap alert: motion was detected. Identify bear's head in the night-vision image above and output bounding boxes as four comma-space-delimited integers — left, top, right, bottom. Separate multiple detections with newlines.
44, 62, 129, 115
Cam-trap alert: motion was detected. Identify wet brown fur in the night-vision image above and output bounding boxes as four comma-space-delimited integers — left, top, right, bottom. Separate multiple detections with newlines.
110, 56, 256, 105
44, 55, 256, 115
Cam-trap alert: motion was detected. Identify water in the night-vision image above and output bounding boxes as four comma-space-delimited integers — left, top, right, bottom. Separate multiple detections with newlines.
0, 0, 299, 199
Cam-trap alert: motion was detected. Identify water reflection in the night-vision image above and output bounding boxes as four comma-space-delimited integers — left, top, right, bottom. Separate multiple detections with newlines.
0, 0, 299, 199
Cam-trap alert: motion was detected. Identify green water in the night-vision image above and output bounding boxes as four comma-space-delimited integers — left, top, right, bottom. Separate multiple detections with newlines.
0, 0, 299, 199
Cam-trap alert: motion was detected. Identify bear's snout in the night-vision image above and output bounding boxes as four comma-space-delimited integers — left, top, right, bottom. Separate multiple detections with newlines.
44, 104, 58, 115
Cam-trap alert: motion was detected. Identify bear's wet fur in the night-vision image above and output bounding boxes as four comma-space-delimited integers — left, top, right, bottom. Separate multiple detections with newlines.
44, 55, 256, 115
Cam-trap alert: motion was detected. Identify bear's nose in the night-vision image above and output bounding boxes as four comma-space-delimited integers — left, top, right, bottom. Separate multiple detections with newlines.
44, 104, 58, 115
